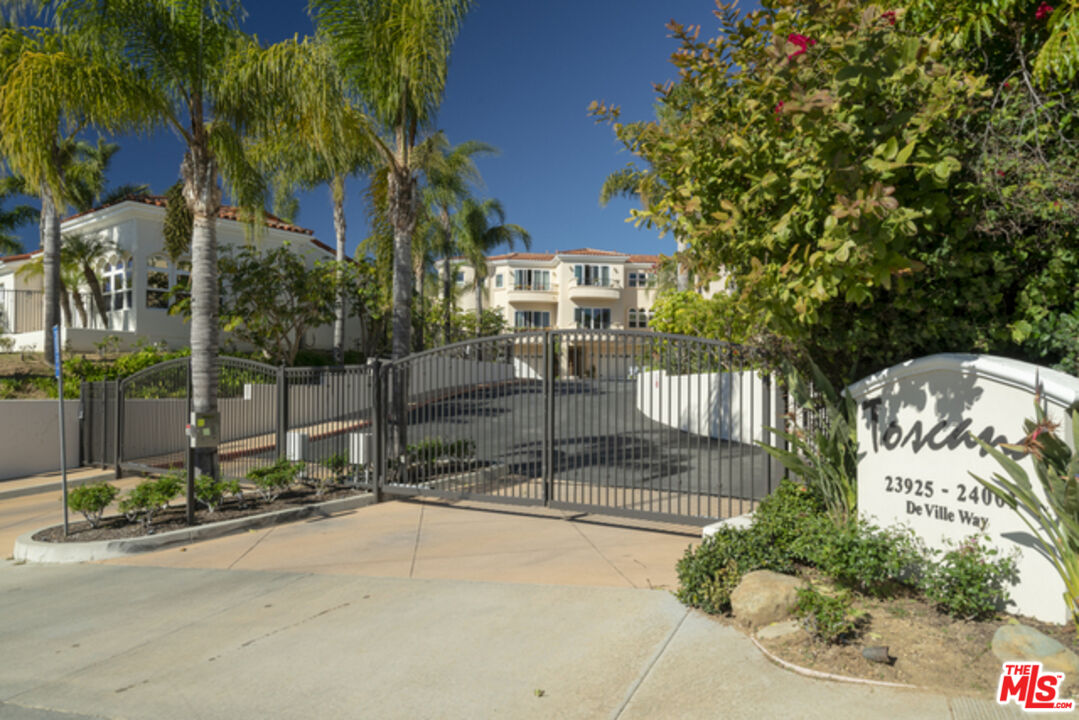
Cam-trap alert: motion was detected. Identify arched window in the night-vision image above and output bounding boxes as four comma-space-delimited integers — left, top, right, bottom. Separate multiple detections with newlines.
146, 254, 190, 309
101, 255, 132, 311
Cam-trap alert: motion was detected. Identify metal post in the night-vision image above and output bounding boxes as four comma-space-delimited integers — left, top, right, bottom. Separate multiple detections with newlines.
369, 358, 383, 503
543, 332, 553, 505
114, 378, 124, 480
276, 364, 287, 461
186, 357, 195, 526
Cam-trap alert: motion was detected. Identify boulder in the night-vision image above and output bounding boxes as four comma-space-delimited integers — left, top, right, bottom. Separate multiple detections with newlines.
730, 570, 807, 629
992, 624, 1079, 677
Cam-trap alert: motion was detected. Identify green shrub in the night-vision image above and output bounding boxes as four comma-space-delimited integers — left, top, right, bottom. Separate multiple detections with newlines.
118, 475, 182, 532
406, 437, 475, 461
759, 361, 859, 527
247, 458, 303, 502
675, 525, 795, 614
321, 452, 350, 476
68, 482, 119, 528
794, 586, 863, 644
194, 476, 243, 513
811, 521, 922, 597
751, 480, 831, 563
919, 535, 1018, 620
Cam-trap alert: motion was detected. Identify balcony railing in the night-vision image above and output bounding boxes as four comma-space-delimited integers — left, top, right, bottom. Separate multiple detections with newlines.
507, 280, 556, 292
570, 277, 621, 289
0, 288, 121, 335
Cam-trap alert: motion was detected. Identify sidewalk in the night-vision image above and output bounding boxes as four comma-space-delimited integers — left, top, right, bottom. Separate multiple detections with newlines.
0, 477, 1016, 718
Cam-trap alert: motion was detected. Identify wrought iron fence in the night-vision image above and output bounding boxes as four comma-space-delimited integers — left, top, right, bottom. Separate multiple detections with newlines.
89, 331, 789, 525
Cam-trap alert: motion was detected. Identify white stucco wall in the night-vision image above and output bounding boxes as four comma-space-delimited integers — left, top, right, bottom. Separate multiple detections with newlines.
635, 369, 770, 444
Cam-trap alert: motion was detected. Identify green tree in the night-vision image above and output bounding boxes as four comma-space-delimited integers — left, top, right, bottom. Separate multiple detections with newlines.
48, 0, 275, 476
0, 26, 156, 362
0, 176, 37, 255
229, 36, 376, 364
595, 1, 1079, 382
310, 0, 473, 362
457, 197, 530, 334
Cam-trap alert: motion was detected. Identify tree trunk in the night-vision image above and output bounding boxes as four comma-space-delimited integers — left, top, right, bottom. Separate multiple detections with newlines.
474, 274, 483, 338
69, 285, 88, 328
58, 280, 72, 328
387, 163, 416, 460
40, 182, 61, 364
182, 145, 222, 479
82, 266, 109, 328
676, 235, 689, 293
414, 261, 425, 352
331, 175, 346, 365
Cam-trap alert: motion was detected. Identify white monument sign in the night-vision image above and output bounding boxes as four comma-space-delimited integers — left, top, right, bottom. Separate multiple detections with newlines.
848, 354, 1079, 624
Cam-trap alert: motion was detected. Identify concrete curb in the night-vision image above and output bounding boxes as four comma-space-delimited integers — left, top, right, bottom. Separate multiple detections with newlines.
0, 471, 116, 501
14, 492, 376, 563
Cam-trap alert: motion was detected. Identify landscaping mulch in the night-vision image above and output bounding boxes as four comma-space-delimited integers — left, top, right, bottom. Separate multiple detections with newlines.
721, 591, 1079, 698
33, 484, 366, 543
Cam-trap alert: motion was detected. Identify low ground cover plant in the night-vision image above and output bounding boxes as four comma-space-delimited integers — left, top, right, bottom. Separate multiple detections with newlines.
247, 458, 304, 502
67, 481, 119, 528
794, 586, 864, 645
118, 474, 183, 532
194, 476, 244, 513
919, 536, 1018, 620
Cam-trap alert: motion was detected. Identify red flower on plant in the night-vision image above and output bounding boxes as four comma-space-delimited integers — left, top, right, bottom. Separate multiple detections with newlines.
881, 10, 897, 25
787, 33, 817, 60
775, 101, 784, 115
1003, 81, 1011, 89
1036, 2, 1053, 20
997, 170, 1006, 177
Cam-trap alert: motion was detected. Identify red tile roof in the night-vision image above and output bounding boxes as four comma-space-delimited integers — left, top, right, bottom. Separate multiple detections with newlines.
487, 252, 556, 261
0, 249, 42, 263
558, 248, 625, 256
63, 195, 316, 235
628, 254, 661, 264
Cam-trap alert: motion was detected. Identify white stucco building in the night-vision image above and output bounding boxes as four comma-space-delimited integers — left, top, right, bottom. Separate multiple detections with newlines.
446, 248, 663, 331
0, 196, 359, 354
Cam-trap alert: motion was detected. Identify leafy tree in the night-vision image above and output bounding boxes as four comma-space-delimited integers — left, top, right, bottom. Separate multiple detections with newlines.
596, 1, 1079, 382
0, 176, 36, 255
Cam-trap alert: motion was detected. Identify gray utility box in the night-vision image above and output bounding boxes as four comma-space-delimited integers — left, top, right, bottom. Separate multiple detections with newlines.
186, 411, 220, 449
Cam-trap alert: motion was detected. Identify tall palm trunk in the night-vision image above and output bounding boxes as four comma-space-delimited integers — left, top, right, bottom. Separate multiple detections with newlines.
442, 251, 452, 344
331, 174, 346, 365
58, 278, 72, 328
474, 276, 483, 337
183, 145, 222, 478
413, 260, 425, 352
388, 161, 416, 459
82, 267, 109, 328
68, 283, 87, 327
40, 181, 61, 364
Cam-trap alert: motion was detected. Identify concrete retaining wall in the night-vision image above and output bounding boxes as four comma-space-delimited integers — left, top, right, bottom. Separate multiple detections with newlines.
635, 369, 769, 444
0, 400, 80, 480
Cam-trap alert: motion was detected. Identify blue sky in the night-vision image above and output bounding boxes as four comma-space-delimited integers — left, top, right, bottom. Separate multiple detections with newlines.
15, 0, 761, 260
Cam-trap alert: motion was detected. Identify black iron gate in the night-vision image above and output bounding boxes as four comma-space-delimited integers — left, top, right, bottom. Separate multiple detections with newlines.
382, 331, 785, 524
91, 331, 785, 525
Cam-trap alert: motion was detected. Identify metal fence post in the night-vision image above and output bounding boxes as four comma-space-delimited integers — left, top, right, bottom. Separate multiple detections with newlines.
114, 380, 123, 480
369, 358, 383, 503
542, 331, 553, 505
276, 364, 287, 461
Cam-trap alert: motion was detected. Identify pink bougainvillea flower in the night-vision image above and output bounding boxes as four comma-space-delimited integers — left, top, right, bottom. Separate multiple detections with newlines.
1036, 2, 1053, 20
881, 10, 897, 25
997, 170, 1006, 177
787, 33, 817, 60
774, 101, 784, 114
1003, 81, 1011, 89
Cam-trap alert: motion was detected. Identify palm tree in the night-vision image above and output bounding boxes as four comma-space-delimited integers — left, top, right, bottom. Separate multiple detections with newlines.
0, 176, 36, 256
600, 166, 689, 292
421, 134, 496, 344
45, 1, 273, 478
62, 233, 112, 326
457, 197, 530, 334
233, 36, 375, 364
0, 25, 156, 363
311, 0, 473, 362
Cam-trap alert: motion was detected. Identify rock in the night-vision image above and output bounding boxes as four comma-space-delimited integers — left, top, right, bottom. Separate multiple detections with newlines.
730, 570, 807, 629
992, 624, 1079, 677
756, 619, 802, 640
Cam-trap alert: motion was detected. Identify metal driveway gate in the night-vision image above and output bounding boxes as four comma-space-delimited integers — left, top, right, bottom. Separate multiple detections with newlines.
383, 331, 785, 524
97, 331, 785, 525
